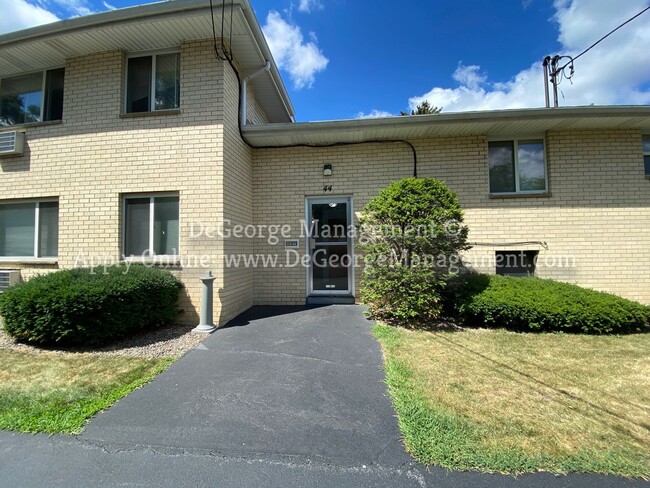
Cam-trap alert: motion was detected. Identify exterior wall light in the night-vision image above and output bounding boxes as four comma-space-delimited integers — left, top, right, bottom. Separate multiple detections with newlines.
323, 164, 333, 176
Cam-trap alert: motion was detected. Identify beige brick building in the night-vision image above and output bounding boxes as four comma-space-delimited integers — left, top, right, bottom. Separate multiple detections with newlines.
1, 0, 649, 327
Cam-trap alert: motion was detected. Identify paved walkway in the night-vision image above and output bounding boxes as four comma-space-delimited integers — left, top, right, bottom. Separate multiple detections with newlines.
0, 305, 646, 487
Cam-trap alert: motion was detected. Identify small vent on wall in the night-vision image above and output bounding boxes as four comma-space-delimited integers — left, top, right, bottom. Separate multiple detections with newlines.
0, 131, 25, 157
0, 270, 21, 292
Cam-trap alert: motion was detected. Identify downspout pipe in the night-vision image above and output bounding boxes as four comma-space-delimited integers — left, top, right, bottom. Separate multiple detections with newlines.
240, 61, 271, 126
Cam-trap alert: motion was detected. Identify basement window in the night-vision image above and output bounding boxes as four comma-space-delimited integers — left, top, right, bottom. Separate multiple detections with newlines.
0, 68, 65, 126
0, 200, 59, 258
124, 194, 179, 257
643, 135, 650, 178
126, 52, 180, 113
488, 139, 547, 194
495, 250, 538, 277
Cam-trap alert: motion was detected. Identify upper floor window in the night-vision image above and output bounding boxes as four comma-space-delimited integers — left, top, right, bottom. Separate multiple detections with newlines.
643, 136, 650, 176
488, 139, 547, 194
124, 194, 179, 257
0, 200, 59, 258
126, 52, 180, 113
0, 68, 65, 126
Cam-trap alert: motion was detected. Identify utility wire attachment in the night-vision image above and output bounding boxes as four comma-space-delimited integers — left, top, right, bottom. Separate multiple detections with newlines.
543, 5, 650, 107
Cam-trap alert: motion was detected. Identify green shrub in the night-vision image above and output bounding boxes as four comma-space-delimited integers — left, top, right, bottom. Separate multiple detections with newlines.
359, 177, 470, 324
361, 265, 447, 323
0, 265, 182, 346
449, 273, 650, 334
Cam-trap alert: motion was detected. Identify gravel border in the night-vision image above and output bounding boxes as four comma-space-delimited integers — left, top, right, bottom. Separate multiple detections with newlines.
0, 324, 208, 359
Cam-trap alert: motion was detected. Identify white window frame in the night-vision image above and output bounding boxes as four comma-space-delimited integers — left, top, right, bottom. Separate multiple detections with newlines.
0, 199, 59, 261
487, 137, 548, 195
124, 49, 181, 114
0, 67, 65, 125
122, 193, 180, 260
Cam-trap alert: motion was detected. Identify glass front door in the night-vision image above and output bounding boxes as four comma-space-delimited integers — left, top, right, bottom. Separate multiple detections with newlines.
307, 197, 353, 296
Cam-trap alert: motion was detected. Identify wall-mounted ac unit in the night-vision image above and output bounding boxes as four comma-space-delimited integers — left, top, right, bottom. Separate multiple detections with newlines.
0, 131, 25, 157
0, 270, 21, 292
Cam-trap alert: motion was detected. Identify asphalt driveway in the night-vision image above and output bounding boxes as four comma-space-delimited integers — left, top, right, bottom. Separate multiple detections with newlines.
1, 305, 647, 487
80, 304, 410, 467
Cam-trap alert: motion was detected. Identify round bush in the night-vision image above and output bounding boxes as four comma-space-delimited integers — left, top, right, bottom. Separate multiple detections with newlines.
449, 273, 650, 334
0, 265, 183, 346
359, 177, 470, 324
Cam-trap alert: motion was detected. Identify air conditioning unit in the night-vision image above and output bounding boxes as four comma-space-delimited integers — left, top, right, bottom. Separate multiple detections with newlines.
0, 131, 25, 157
0, 270, 21, 292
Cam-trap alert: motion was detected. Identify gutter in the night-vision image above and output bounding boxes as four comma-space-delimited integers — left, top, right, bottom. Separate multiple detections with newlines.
0, 0, 213, 47
237, 0, 295, 121
242, 105, 650, 139
0, 0, 296, 123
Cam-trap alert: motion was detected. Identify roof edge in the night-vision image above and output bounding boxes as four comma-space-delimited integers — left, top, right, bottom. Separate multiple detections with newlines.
243, 105, 650, 137
0, 0, 295, 121
0, 0, 211, 46
237, 0, 295, 119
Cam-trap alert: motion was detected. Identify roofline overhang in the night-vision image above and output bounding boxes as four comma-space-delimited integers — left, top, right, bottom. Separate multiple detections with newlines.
242, 105, 650, 145
0, 0, 295, 121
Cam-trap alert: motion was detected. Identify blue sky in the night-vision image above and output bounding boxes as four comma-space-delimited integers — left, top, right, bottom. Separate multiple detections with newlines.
3, 0, 650, 121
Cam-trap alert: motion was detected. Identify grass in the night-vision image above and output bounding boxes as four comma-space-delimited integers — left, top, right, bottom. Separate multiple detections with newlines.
373, 323, 650, 478
0, 349, 172, 434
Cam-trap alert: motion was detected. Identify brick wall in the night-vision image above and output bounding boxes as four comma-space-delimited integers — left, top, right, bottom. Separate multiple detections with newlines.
0, 40, 229, 324
251, 131, 650, 305
2, 41, 648, 327
219, 62, 256, 324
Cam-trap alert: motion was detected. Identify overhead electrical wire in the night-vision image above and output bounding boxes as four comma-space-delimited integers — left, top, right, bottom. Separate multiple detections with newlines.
555, 5, 650, 78
208, 0, 224, 60
573, 5, 650, 62
229, 0, 234, 59
207, 0, 419, 177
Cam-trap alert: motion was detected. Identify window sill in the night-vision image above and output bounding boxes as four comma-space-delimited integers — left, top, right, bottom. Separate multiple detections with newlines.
0, 258, 58, 264
489, 192, 551, 199
0, 120, 62, 132
119, 109, 181, 119
122, 256, 181, 266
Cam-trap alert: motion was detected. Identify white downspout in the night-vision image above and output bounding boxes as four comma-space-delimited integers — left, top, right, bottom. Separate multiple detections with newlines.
240, 61, 271, 126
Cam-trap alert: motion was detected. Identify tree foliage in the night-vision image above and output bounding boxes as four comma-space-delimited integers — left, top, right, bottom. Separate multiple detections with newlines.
400, 100, 442, 116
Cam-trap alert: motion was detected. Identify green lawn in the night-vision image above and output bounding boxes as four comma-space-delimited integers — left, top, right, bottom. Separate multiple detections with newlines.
373, 324, 650, 478
0, 349, 172, 434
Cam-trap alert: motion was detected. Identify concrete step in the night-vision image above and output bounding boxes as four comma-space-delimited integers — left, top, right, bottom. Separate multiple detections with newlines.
306, 295, 356, 305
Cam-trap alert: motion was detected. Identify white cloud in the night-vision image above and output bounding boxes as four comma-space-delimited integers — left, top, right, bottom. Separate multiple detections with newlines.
355, 109, 395, 119
409, 0, 650, 112
46, 0, 94, 17
0, 0, 59, 34
298, 0, 323, 13
262, 10, 329, 89
452, 64, 487, 90
27, 0, 98, 19
102, 1, 116, 10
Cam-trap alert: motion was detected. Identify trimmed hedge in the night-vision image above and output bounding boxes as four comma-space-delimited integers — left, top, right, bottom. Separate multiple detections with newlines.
448, 273, 650, 334
0, 265, 182, 346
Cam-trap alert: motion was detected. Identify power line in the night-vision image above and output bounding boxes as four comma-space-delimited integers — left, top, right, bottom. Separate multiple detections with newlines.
543, 4, 650, 107
572, 5, 650, 62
